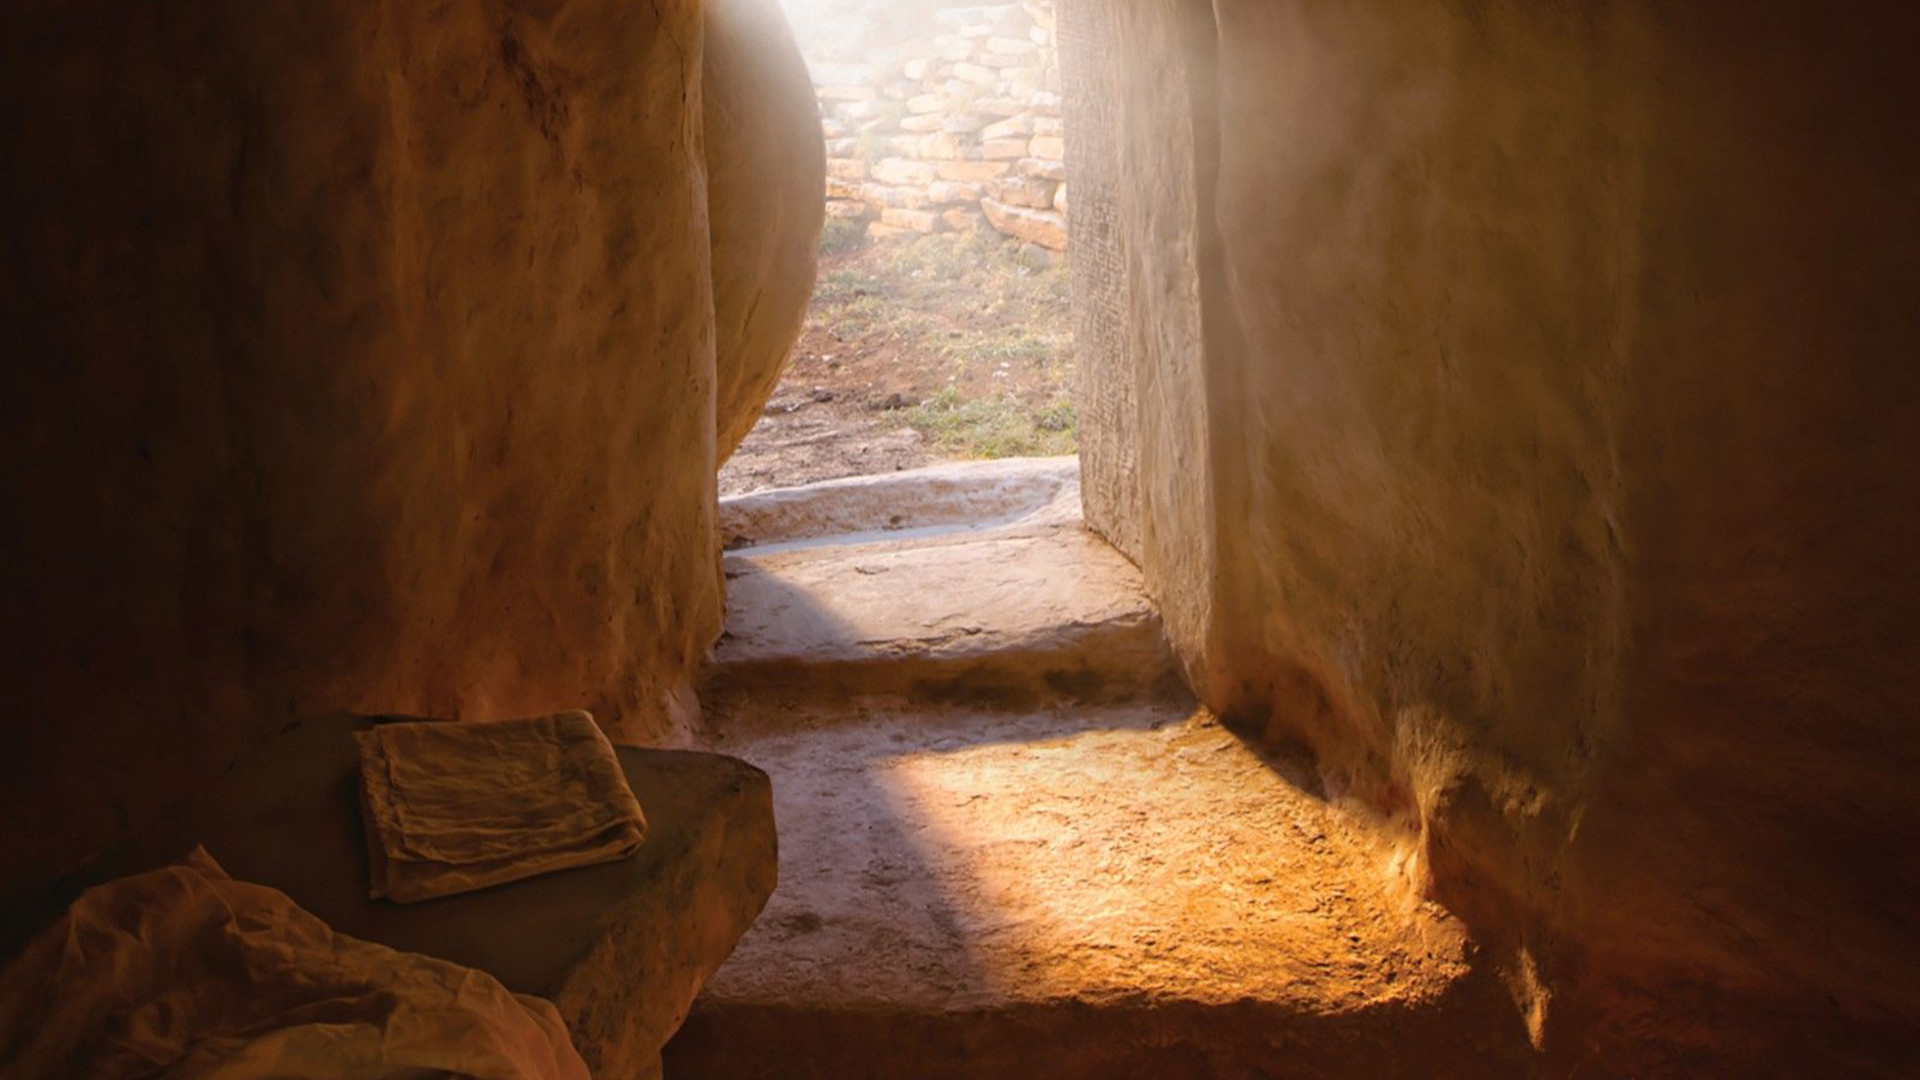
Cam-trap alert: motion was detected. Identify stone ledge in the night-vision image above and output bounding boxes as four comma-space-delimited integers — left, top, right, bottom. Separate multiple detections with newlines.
5, 715, 776, 1080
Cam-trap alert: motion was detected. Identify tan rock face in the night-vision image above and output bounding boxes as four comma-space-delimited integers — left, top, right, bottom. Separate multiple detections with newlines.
1067, 0, 1920, 1067
706, 0, 827, 460
0, 0, 748, 910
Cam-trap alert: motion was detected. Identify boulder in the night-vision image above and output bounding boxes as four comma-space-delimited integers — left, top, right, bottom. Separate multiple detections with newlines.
707, 0, 826, 460
0, 0, 732, 903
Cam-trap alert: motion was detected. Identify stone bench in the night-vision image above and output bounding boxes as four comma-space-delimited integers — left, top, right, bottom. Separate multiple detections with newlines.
2, 715, 776, 1079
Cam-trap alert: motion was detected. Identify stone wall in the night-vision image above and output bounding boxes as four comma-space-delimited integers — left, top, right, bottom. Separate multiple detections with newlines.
1056, 0, 1140, 562
1062, 0, 1920, 1067
0, 0, 816, 914
810, 3, 1071, 252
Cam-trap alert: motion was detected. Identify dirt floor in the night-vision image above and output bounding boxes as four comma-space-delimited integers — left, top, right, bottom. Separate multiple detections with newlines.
718, 227, 1075, 497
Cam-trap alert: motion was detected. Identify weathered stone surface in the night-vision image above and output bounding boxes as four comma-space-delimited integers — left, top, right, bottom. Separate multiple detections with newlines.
915, 132, 966, 160
707, 459, 1171, 704
0, 0, 727, 910
939, 159, 1013, 182
1017, 155, 1069, 181
826, 156, 868, 180
871, 156, 940, 185
1056, 0, 1141, 566
706, 0, 826, 460
981, 137, 1031, 159
974, 95, 1031, 117
982, 197, 1068, 250
785, 1, 1067, 253
7, 715, 776, 1080
981, 113, 1037, 141
899, 112, 948, 133
1069, 0, 1920, 1070
987, 175, 1057, 209
860, 182, 933, 210
1028, 133, 1066, 160
928, 179, 985, 204
824, 199, 873, 220
667, 707, 1524, 1079
673, 459, 1524, 1076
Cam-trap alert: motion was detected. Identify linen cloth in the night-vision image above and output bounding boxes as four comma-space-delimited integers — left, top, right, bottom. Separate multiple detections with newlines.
0, 848, 589, 1080
356, 711, 648, 903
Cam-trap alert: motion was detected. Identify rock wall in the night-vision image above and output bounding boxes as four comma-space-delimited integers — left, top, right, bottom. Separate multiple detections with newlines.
810, 3, 1071, 250
0, 0, 816, 914
1055, 0, 1140, 562
1066, 0, 1920, 1066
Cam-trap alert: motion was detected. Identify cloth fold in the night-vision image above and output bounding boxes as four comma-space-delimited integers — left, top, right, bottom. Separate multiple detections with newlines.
356, 711, 648, 904
0, 848, 589, 1080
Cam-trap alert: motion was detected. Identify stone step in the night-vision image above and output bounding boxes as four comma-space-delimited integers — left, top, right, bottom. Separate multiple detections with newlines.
705, 459, 1179, 708
664, 705, 1530, 1078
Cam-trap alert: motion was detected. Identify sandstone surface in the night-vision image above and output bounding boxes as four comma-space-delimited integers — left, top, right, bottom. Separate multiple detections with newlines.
1063, 0, 1920, 1067
708, 0, 829, 460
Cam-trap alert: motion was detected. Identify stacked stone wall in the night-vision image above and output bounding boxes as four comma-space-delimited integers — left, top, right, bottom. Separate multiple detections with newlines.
810, 3, 1069, 251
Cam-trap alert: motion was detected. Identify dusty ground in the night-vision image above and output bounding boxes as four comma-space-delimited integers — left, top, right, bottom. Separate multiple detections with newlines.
718, 228, 1075, 497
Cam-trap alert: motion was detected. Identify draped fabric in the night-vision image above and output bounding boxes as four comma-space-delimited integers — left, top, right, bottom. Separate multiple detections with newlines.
0, 849, 589, 1079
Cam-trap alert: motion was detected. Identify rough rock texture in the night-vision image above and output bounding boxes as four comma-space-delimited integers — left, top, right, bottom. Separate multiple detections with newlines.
1055, 0, 1141, 563
806, 2, 1072, 249
0, 0, 801, 911
670, 705, 1530, 1079
1096, 0, 1223, 692
1063, 0, 1920, 1068
719, 457, 1081, 550
673, 463, 1529, 1076
707, 0, 827, 460
707, 459, 1176, 706
2, 715, 777, 1080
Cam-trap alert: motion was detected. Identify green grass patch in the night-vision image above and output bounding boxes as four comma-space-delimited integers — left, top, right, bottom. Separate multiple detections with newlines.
909, 388, 1077, 459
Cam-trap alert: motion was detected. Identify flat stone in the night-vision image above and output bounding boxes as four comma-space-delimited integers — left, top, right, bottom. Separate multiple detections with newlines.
982, 196, 1067, 250
10, 716, 776, 1080
666, 706, 1528, 1077
707, 459, 1175, 706
938, 160, 1012, 183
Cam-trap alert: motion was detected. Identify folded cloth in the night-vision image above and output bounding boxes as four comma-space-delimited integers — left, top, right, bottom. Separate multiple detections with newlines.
356, 710, 648, 904
0, 847, 590, 1080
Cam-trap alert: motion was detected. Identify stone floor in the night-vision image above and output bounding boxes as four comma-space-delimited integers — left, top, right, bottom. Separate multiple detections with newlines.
667, 459, 1531, 1078
709, 459, 1174, 705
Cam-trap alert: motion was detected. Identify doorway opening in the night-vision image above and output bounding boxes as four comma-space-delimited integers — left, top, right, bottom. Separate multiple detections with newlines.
675, 1, 1531, 1073
719, 0, 1076, 497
